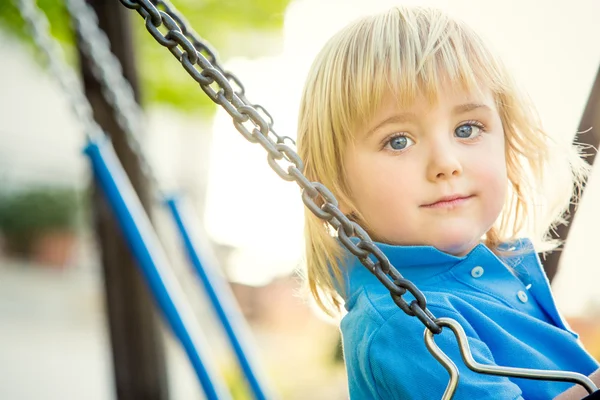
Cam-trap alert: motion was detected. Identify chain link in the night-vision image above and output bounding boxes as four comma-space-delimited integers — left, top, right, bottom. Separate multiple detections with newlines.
119, 0, 442, 334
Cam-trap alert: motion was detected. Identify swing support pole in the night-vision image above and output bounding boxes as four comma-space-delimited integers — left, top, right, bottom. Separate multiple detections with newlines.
542, 64, 600, 282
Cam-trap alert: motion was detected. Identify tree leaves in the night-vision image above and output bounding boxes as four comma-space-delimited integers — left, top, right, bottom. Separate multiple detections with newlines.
0, 0, 290, 114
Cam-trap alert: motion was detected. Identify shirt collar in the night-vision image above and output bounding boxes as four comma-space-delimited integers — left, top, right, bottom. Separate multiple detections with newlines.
340, 238, 534, 304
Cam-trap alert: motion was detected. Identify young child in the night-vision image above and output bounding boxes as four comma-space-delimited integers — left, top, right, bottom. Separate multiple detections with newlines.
296, 6, 600, 400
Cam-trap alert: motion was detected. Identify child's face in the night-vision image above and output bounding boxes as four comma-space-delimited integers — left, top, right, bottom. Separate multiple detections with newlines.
343, 84, 507, 256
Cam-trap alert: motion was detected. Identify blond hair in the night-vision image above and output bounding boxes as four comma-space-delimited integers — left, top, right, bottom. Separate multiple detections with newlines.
296, 6, 589, 316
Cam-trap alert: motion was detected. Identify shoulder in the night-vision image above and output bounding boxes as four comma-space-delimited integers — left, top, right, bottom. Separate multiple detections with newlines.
340, 286, 467, 398
342, 281, 478, 337
341, 287, 523, 399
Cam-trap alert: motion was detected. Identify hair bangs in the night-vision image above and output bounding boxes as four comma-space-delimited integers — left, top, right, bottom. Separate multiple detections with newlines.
335, 7, 507, 136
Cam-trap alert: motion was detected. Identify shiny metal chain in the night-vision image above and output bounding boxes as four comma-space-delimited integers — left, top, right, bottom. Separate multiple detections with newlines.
144, 0, 294, 147
16, 0, 103, 141
119, 0, 443, 335
17, 0, 159, 191
65, 0, 160, 191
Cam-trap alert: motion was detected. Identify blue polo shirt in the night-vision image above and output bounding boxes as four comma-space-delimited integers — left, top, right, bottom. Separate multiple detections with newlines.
339, 239, 599, 399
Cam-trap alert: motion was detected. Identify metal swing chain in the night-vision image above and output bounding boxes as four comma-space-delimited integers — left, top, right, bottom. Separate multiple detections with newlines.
118, 0, 443, 335
19, 0, 160, 193
16, 0, 103, 141
68, 0, 291, 196
64, 0, 161, 193
145, 0, 294, 148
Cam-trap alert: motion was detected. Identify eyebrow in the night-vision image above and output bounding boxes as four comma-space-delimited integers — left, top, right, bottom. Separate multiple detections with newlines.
365, 102, 492, 137
453, 103, 491, 114
366, 113, 417, 137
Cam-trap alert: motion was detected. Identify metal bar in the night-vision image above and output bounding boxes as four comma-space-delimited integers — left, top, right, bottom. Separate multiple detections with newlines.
542, 64, 600, 282
165, 195, 274, 400
84, 137, 232, 400
424, 318, 598, 399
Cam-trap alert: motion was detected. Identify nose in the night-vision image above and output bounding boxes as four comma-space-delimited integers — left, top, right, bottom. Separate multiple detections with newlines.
425, 140, 463, 182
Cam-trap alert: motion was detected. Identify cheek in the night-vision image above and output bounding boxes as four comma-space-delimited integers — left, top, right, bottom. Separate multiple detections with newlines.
471, 139, 508, 211
473, 154, 506, 185
346, 154, 417, 221
346, 156, 390, 210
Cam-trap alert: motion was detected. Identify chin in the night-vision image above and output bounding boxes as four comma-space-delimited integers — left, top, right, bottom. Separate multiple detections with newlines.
430, 234, 480, 257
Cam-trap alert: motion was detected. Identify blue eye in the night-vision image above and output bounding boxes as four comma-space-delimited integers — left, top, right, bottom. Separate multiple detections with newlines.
386, 135, 415, 151
455, 123, 483, 139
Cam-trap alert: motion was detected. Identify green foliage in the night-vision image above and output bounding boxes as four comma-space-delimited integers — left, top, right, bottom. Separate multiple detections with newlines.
0, 188, 82, 254
0, 0, 291, 114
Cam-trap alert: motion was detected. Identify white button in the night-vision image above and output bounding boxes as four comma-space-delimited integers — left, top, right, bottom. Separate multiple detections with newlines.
471, 266, 484, 278
517, 290, 528, 303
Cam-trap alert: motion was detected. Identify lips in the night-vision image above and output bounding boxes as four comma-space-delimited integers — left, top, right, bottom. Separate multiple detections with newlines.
421, 194, 474, 208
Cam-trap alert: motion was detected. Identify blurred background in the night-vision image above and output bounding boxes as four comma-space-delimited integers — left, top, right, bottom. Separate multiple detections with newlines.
1, 0, 599, 399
